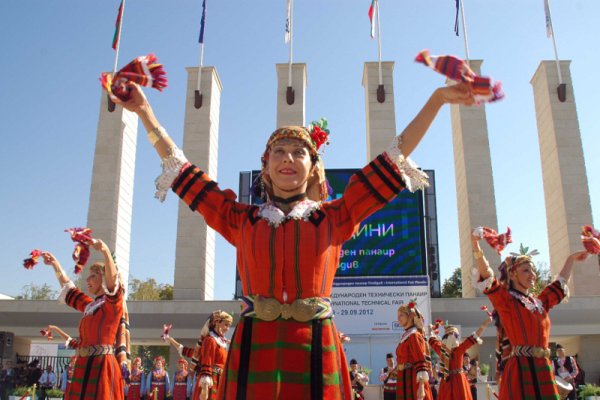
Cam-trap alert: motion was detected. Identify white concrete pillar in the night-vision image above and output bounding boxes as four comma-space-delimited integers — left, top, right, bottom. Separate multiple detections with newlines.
173, 67, 222, 300
362, 61, 396, 162
530, 60, 599, 295
449, 60, 501, 298
276, 63, 307, 128
87, 92, 138, 289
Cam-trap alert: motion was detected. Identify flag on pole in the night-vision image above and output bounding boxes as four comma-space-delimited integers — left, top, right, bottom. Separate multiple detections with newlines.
454, 0, 460, 36
543, 0, 553, 38
285, 0, 291, 43
112, 0, 124, 50
199, 0, 207, 44
368, 0, 376, 38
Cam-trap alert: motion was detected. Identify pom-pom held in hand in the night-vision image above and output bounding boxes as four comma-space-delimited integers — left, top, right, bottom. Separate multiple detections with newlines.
581, 225, 600, 255
161, 323, 172, 341
23, 249, 43, 269
65, 227, 94, 274
101, 54, 168, 102
473, 226, 512, 254
40, 329, 53, 340
416, 49, 504, 104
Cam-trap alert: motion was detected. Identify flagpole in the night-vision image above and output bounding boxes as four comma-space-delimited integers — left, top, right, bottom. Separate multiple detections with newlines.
195, 0, 207, 108
112, 0, 125, 76
459, 0, 471, 64
376, 0, 382, 86
288, 0, 294, 88
545, 0, 563, 85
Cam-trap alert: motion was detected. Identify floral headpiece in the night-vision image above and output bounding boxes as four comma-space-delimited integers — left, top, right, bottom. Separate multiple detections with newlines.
153, 355, 165, 366
263, 118, 331, 162
398, 298, 421, 316
178, 358, 188, 368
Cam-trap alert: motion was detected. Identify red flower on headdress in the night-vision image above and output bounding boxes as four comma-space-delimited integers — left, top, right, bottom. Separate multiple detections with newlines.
23, 249, 43, 270
310, 126, 328, 149
581, 225, 600, 255
308, 118, 330, 151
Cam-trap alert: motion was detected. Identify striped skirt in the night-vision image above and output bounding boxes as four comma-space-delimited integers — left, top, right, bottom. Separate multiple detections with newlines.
218, 316, 352, 400
65, 354, 124, 400
396, 368, 433, 400
500, 356, 560, 399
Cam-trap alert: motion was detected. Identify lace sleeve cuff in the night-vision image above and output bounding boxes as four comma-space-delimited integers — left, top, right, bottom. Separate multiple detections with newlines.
155, 146, 189, 202
470, 333, 484, 345
58, 281, 76, 304
416, 370, 429, 383
384, 136, 429, 193
199, 375, 213, 387
471, 268, 494, 292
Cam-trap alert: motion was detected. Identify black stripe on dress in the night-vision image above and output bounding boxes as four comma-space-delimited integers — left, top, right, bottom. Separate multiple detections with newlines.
527, 357, 543, 399
370, 158, 401, 195
377, 154, 406, 188
79, 356, 95, 400
189, 181, 218, 210
356, 171, 387, 204
179, 169, 203, 200
172, 165, 195, 193
310, 319, 324, 400
236, 317, 253, 400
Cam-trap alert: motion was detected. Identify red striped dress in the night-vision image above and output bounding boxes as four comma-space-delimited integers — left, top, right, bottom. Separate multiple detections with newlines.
61, 283, 125, 400
126, 369, 145, 400
171, 153, 409, 400
484, 278, 567, 399
191, 332, 228, 400
429, 335, 478, 400
395, 328, 433, 400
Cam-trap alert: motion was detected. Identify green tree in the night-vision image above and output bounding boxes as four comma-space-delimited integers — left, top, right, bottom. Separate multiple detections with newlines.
441, 267, 462, 298
128, 277, 173, 300
15, 282, 57, 300
130, 345, 171, 372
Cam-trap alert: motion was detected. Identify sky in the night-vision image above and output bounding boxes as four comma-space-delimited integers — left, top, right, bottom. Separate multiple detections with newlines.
0, 1, 598, 300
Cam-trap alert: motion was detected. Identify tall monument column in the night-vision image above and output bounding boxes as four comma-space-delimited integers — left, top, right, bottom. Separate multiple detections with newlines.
276, 63, 307, 127
530, 60, 599, 295
362, 62, 396, 161
449, 60, 501, 298
87, 93, 138, 288
173, 67, 223, 300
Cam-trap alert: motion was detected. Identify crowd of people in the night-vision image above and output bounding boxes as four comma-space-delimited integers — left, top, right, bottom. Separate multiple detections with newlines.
4, 61, 596, 400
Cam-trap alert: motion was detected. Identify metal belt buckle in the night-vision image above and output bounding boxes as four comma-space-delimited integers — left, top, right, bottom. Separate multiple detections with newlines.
254, 297, 282, 321
290, 298, 318, 322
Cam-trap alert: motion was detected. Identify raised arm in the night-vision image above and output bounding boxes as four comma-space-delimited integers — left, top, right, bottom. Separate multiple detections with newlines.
471, 232, 493, 280
42, 252, 70, 287
91, 239, 118, 293
474, 315, 493, 338
112, 83, 175, 160
558, 251, 589, 282
398, 83, 473, 157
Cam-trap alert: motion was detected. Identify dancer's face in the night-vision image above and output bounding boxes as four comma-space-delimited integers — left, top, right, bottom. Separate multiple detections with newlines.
266, 138, 314, 198
397, 310, 412, 328
154, 360, 163, 370
510, 261, 537, 291
215, 319, 232, 336
86, 271, 104, 296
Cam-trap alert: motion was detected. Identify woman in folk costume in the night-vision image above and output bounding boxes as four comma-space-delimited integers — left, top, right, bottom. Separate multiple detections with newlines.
42, 239, 129, 400
192, 311, 232, 400
126, 357, 146, 400
171, 358, 193, 400
146, 356, 170, 400
427, 317, 492, 400
113, 79, 475, 400
471, 229, 589, 399
395, 301, 433, 400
